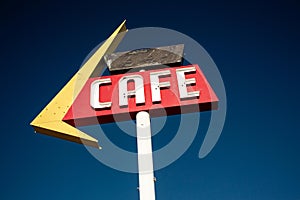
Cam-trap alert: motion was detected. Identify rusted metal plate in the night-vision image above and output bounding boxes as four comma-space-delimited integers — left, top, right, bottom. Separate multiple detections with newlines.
104, 44, 184, 72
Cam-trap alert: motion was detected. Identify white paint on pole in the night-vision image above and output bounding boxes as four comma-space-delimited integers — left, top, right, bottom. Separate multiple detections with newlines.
136, 111, 156, 200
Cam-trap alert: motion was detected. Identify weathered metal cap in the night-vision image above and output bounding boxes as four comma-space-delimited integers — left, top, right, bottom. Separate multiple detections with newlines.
104, 44, 184, 72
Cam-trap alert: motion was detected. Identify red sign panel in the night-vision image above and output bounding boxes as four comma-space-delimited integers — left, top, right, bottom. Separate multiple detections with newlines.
63, 65, 218, 126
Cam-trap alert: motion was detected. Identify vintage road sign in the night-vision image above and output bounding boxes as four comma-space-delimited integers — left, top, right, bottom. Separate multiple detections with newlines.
30, 21, 220, 200
30, 20, 219, 150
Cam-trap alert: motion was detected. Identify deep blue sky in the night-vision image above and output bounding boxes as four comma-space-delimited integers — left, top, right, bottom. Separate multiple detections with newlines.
1, 0, 299, 199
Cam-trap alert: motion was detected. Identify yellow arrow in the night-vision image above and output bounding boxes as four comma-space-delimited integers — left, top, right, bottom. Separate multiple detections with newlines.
30, 20, 127, 149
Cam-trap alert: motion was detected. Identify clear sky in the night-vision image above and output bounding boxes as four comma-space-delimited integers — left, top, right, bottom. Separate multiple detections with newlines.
1, 0, 299, 199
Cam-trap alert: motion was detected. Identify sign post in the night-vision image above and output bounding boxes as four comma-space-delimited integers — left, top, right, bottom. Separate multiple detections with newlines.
136, 111, 155, 200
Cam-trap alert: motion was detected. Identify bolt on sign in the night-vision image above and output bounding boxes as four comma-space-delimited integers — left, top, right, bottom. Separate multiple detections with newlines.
30, 20, 218, 149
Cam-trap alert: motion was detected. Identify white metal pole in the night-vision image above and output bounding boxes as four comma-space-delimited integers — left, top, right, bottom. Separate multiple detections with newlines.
136, 111, 156, 200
